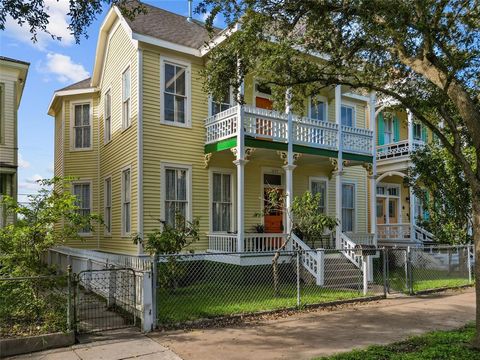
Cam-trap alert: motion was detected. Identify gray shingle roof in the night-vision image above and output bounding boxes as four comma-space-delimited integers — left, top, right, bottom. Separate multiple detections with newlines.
125, 2, 220, 49
0, 56, 30, 66
57, 78, 92, 91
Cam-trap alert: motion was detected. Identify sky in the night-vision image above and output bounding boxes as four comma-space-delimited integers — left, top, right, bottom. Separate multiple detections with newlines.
0, 0, 220, 204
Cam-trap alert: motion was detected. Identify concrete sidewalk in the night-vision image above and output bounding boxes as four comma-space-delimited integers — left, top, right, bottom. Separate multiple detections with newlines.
8, 329, 181, 360
151, 288, 475, 360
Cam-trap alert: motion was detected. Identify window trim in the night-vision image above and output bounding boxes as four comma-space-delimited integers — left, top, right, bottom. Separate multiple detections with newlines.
341, 181, 357, 232
103, 87, 112, 144
160, 162, 193, 224
376, 182, 402, 224
122, 64, 132, 130
159, 56, 192, 128
208, 87, 234, 117
104, 175, 112, 236
340, 102, 357, 128
308, 95, 329, 122
309, 176, 328, 213
413, 122, 422, 140
121, 165, 132, 237
0, 83, 4, 145
70, 100, 93, 151
209, 168, 236, 233
72, 179, 93, 236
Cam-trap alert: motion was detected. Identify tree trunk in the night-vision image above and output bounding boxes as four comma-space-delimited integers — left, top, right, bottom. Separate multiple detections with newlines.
472, 196, 480, 348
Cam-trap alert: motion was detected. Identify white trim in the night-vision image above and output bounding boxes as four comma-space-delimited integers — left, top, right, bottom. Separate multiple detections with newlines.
159, 56, 192, 128
48, 88, 97, 115
376, 171, 407, 183
340, 102, 357, 128
208, 87, 234, 117
121, 62, 132, 130
376, 182, 402, 224
71, 179, 93, 237
252, 79, 273, 105
341, 181, 357, 232
121, 165, 132, 237
199, 23, 241, 56
133, 32, 201, 57
343, 92, 370, 102
103, 86, 112, 144
208, 167, 236, 233
260, 167, 285, 229
103, 175, 112, 236
309, 176, 329, 213
308, 95, 328, 121
137, 48, 144, 254
70, 99, 94, 151
160, 162, 193, 223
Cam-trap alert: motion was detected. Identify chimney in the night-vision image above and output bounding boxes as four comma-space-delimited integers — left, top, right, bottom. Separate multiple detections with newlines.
187, 0, 193, 22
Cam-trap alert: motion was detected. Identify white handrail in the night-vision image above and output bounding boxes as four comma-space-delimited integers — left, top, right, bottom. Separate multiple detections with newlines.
340, 233, 363, 269
291, 233, 324, 285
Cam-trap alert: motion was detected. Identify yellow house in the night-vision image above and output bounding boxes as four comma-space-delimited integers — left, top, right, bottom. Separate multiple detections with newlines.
0, 56, 29, 227
375, 107, 435, 245
48, 3, 379, 258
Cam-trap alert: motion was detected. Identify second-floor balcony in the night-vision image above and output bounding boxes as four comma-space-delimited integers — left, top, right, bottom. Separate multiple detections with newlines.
205, 105, 374, 157
376, 139, 425, 162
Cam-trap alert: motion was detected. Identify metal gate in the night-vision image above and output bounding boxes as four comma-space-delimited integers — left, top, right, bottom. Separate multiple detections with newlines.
73, 268, 137, 333
385, 248, 410, 294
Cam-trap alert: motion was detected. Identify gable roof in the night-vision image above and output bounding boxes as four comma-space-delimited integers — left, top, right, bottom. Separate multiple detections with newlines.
57, 77, 92, 91
125, 2, 220, 49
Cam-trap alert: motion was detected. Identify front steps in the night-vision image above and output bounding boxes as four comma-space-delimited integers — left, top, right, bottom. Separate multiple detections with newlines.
324, 254, 362, 289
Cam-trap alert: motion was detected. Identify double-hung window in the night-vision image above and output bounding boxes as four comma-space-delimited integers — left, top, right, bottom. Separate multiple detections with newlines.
73, 182, 91, 234
162, 60, 189, 125
122, 168, 131, 235
310, 98, 326, 121
122, 67, 131, 129
104, 89, 111, 142
413, 123, 422, 140
211, 88, 232, 116
212, 172, 232, 232
164, 166, 190, 227
104, 177, 112, 234
310, 179, 327, 213
341, 105, 355, 127
73, 103, 91, 149
342, 183, 355, 232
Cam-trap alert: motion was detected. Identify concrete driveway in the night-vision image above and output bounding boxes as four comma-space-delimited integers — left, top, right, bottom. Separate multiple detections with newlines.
151, 288, 475, 360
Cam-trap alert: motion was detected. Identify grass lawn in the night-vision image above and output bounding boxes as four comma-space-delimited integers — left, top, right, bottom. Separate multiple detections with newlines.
413, 278, 471, 292
157, 282, 365, 324
316, 323, 479, 359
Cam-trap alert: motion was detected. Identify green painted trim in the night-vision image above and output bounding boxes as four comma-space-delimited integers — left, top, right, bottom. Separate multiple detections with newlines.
244, 137, 288, 151
204, 137, 237, 154
292, 144, 338, 158
343, 152, 373, 163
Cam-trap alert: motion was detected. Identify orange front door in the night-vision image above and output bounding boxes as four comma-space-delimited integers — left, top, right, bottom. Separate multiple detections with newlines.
264, 188, 283, 233
256, 96, 273, 110
377, 198, 386, 224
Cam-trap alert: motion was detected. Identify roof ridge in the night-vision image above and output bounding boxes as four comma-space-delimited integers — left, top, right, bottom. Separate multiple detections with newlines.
56, 77, 92, 92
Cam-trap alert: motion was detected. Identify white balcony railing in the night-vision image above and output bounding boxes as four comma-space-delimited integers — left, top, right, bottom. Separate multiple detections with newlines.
377, 224, 411, 241
205, 106, 374, 156
377, 139, 424, 161
207, 233, 287, 253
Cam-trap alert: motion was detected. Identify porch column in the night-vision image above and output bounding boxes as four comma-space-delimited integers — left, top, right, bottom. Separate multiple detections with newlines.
335, 85, 343, 247
407, 109, 414, 153
369, 91, 377, 241
409, 185, 416, 241
284, 87, 296, 236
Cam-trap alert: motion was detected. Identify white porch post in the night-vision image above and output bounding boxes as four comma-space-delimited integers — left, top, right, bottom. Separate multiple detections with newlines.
335, 85, 343, 247
369, 91, 377, 242
284, 87, 296, 239
407, 109, 414, 153
234, 57, 245, 253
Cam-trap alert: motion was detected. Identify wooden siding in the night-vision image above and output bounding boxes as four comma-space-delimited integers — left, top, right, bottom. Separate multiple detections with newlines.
0, 69, 18, 165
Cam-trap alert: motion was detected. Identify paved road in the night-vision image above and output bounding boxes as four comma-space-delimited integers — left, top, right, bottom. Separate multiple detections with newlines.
151, 288, 475, 360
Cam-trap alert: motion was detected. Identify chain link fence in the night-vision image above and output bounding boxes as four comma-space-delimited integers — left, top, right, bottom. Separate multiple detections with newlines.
0, 274, 72, 338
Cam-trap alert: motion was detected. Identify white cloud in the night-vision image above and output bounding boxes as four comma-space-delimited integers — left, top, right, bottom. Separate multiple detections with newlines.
42, 52, 90, 83
19, 174, 44, 193
4, 0, 74, 51
18, 153, 30, 169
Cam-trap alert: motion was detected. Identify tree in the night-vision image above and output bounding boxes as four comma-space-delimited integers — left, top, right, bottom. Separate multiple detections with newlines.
408, 143, 473, 245
0, 177, 100, 276
197, 0, 480, 345
0, 0, 145, 43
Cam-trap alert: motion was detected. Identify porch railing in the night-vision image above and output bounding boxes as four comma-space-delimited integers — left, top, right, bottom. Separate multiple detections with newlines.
207, 234, 238, 253
207, 233, 287, 253
377, 139, 425, 161
344, 232, 376, 246
205, 106, 374, 156
377, 224, 411, 241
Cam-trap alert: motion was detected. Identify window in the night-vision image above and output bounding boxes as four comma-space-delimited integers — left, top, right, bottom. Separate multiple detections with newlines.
104, 89, 111, 142
164, 166, 189, 227
413, 123, 422, 140
212, 172, 232, 232
122, 168, 131, 235
384, 117, 393, 144
255, 82, 272, 95
163, 61, 188, 124
310, 179, 327, 213
104, 177, 112, 234
310, 98, 326, 121
211, 88, 232, 116
122, 67, 131, 129
341, 105, 355, 127
376, 186, 385, 195
342, 183, 355, 232
73, 183, 91, 234
73, 103, 91, 149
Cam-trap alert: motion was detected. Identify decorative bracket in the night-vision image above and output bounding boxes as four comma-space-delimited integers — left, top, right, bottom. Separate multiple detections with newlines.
204, 153, 213, 168
362, 163, 374, 176
329, 158, 338, 172
231, 147, 255, 160
277, 151, 301, 165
